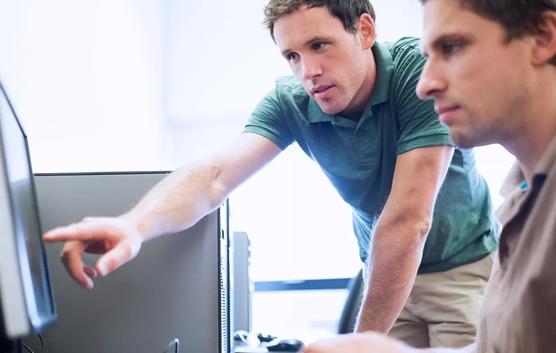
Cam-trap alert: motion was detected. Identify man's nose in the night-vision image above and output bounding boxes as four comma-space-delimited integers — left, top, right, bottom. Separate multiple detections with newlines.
301, 56, 322, 80
416, 60, 445, 100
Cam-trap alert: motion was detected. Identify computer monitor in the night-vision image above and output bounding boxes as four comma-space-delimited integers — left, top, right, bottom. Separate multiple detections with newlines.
29, 172, 231, 353
232, 231, 253, 333
0, 80, 57, 340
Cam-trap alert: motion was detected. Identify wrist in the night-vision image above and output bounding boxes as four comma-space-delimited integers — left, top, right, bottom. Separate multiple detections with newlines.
119, 212, 151, 242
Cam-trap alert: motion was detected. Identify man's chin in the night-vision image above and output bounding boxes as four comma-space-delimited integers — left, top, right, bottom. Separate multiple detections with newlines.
315, 101, 343, 115
450, 131, 492, 149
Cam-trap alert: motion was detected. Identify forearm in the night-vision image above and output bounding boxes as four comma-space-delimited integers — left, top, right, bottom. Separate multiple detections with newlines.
122, 161, 228, 242
355, 217, 428, 333
417, 343, 476, 353
303, 333, 475, 353
403, 343, 475, 353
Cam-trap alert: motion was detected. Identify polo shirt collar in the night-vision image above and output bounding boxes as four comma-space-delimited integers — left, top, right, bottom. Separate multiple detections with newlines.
496, 135, 556, 226
533, 134, 556, 178
306, 41, 394, 124
368, 41, 394, 107
307, 99, 333, 123
490, 135, 556, 200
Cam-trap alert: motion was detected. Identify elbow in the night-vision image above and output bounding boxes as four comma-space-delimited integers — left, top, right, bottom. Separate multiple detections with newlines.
207, 181, 229, 210
401, 215, 432, 252
407, 213, 433, 245
414, 216, 432, 241
205, 163, 231, 210
369, 213, 432, 269
376, 211, 433, 247
184, 161, 230, 212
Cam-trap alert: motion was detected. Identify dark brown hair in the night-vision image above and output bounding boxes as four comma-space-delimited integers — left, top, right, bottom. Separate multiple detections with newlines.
422, 0, 556, 65
264, 0, 376, 40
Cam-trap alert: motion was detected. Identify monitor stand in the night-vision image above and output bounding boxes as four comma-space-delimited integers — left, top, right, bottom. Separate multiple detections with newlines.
0, 335, 21, 353
0, 305, 21, 353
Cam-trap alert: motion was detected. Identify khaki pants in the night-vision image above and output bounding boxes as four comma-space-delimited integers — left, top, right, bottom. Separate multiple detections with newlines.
387, 255, 494, 348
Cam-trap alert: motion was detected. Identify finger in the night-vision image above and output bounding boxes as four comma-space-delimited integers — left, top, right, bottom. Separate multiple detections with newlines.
84, 241, 109, 254
95, 241, 137, 277
43, 222, 110, 243
83, 265, 98, 279
60, 242, 95, 289
302, 343, 320, 353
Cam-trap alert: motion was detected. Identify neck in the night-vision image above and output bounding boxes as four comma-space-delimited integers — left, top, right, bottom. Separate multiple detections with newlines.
502, 73, 556, 181
342, 49, 376, 120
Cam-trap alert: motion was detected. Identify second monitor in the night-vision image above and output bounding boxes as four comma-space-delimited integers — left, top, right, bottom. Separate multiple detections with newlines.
28, 172, 231, 353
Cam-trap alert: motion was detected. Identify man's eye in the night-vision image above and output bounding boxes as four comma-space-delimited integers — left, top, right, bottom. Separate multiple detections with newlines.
441, 42, 463, 56
312, 42, 328, 51
287, 52, 300, 62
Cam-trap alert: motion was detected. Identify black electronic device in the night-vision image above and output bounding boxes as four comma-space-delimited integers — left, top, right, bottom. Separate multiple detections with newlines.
265, 338, 304, 352
257, 332, 277, 343
0, 80, 57, 342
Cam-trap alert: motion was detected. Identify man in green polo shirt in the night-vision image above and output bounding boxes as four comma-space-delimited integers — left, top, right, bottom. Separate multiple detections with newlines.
43, 0, 497, 348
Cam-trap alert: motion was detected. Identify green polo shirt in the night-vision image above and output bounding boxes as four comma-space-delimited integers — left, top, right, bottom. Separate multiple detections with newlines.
244, 37, 498, 273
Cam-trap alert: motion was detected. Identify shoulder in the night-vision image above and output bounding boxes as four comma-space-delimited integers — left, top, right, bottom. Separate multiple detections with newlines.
389, 37, 422, 58
380, 37, 427, 100
274, 76, 309, 101
263, 76, 312, 115
388, 37, 426, 79
252, 76, 313, 121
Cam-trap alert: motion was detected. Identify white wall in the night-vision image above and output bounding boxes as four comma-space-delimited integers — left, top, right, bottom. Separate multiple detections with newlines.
163, 0, 290, 161
0, 0, 169, 173
374, 0, 424, 41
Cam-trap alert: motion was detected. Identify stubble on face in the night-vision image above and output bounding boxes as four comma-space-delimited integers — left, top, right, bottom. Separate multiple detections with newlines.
273, 6, 375, 118
420, 0, 534, 148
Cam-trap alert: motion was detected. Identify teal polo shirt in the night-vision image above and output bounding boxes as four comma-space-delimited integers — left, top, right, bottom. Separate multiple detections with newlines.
244, 37, 498, 273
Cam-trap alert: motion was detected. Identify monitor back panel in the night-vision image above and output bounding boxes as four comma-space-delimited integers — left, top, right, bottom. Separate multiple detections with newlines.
25, 172, 228, 353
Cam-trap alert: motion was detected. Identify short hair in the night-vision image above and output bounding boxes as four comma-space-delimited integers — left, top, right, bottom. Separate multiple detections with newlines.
264, 0, 376, 41
420, 0, 556, 64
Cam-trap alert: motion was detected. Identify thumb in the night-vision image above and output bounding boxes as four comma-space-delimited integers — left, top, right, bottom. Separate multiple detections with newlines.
95, 241, 140, 277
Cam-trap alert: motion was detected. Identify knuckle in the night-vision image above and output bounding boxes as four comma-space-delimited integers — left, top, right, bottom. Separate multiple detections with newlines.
59, 247, 72, 260
121, 243, 133, 259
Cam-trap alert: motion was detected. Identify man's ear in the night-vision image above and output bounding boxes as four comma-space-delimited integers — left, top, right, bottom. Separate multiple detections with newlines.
357, 13, 376, 49
531, 11, 556, 65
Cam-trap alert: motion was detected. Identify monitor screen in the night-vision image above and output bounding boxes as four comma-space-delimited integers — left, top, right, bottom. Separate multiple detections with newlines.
0, 80, 56, 339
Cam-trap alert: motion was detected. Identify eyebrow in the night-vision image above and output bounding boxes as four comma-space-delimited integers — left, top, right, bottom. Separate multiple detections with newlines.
434, 33, 470, 50
280, 36, 331, 57
422, 32, 469, 57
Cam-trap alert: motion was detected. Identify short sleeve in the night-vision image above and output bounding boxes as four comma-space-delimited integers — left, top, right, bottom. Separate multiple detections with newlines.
244, 89, 294, 150
392, 41, 453, 155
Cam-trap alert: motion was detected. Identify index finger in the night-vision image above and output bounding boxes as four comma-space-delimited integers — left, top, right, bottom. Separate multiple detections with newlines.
43, 222, 110, 243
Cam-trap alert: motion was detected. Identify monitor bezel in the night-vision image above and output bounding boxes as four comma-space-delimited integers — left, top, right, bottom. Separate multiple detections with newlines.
0, 80, 57, 338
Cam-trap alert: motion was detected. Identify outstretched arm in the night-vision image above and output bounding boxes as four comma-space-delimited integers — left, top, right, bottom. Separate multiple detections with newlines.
43, 133, 281, 288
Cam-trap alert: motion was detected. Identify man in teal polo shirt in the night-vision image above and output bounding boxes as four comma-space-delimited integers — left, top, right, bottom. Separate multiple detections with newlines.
43, 0, 497, 348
